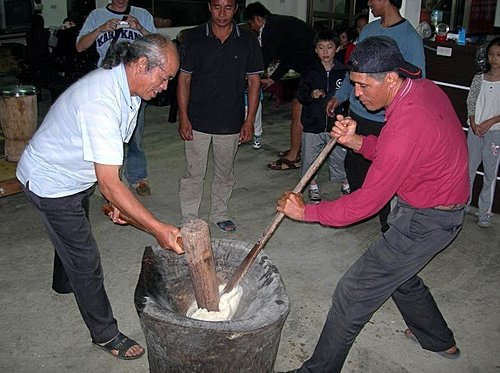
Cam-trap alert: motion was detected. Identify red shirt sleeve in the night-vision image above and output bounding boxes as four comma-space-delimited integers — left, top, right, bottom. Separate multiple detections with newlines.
304, 124, 419, 227
357, 135, 378, 161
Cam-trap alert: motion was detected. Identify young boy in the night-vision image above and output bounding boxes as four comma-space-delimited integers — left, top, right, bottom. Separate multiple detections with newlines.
296, 30, 350, 203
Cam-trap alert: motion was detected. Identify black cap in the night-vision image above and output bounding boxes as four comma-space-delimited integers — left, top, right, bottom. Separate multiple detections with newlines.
348, 36, 422, 79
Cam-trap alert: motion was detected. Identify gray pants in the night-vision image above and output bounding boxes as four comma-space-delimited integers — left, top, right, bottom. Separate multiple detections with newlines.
298, 200, 464, 372
467, 129, 500, 216
179, 130, 239, 223
301, 132, 347, 184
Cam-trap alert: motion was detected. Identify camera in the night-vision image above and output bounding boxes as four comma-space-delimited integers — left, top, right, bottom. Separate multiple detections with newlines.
117, 21, 129, 29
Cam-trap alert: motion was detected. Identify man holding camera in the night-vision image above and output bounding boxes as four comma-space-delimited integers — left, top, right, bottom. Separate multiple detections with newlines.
77, 0, 157, 197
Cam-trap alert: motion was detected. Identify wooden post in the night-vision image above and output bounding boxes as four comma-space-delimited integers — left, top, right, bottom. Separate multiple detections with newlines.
181, 219, 220, 311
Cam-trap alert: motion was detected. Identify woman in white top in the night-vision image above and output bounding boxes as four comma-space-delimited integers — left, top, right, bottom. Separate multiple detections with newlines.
466, 37, 500, 228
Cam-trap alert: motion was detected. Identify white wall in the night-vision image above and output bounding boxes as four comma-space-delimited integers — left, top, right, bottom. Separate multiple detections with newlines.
258, 0, 307, 21
40, 0, 68, 28
496, 0, 500, 27
40, 0, 110, 28
401, 0, 422, 28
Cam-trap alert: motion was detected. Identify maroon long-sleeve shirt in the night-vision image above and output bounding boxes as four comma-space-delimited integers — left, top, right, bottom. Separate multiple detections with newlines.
305, 78, 469, 227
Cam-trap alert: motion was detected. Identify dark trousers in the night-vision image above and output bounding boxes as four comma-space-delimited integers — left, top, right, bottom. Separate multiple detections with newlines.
344, 111, 391, 230
298, 200, 464, 372
23, 185, 119, 343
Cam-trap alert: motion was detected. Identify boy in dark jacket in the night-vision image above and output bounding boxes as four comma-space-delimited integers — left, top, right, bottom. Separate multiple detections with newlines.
297, 30, 350, 203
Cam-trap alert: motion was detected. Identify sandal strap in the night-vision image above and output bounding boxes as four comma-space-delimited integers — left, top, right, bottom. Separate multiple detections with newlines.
102, 332, 139, 358
269, 157, 300, 170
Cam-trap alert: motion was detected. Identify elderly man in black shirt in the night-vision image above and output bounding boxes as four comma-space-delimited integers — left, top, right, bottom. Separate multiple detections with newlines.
177, 0, 263, 232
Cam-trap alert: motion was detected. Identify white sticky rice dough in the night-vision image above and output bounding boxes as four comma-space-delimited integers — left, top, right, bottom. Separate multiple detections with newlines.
186, 284, 243, 321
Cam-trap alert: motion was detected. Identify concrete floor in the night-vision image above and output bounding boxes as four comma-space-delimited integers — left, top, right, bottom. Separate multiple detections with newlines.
0, 91, 499, 373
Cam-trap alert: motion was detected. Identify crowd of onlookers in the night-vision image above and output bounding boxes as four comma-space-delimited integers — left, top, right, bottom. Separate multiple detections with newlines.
18, 0, 499, 229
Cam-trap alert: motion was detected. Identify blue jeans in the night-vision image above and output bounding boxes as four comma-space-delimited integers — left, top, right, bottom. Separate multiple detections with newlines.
123, 101, 148, 186
23, 184, 119, 343
298, 201, 464, 372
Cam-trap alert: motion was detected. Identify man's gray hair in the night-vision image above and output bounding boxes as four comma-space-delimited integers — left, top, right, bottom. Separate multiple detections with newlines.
368, 72, 389, 82
366, 71, 406, 82
102, 33, 173, 70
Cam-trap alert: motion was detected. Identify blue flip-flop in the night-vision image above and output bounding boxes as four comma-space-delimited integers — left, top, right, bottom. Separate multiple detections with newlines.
216, 220, 236, 232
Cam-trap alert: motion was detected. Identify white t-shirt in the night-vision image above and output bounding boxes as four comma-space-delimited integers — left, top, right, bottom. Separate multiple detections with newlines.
17, 64, 141, 198
476, 78, 500, 131
77, 5, 157, 67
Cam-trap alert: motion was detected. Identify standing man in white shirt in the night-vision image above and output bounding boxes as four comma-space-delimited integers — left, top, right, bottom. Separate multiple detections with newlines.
17, 34, 182, 361
77, 0, 157, 197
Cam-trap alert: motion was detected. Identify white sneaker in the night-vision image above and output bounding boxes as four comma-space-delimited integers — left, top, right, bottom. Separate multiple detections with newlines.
309, 188, 321, 204
477, 214, 492, 228
252, 135, 261, 149
341, 183, 350, 195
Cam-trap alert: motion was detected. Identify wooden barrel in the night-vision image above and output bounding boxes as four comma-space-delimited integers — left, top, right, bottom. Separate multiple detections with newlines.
0, 85, 37, 162
135, 239, 290, 373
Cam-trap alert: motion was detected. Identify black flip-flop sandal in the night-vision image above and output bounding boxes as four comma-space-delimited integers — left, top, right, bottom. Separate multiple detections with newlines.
216, 220, 236, 232
268, 158, 300, 170
93, 332, 145, 360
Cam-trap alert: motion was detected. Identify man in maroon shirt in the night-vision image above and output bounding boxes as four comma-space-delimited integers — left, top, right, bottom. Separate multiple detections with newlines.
277, 36, 468, 372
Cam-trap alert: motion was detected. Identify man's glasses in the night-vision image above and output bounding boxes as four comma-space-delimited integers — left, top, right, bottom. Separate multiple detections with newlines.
157, 65, 174, 81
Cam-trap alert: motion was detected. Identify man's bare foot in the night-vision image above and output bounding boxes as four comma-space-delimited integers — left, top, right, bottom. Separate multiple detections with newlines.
404, 329, 460, 359
443, 345, 459, 355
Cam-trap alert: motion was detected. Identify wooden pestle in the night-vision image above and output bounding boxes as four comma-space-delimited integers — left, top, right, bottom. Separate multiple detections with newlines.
102, 204, 218, 311
181, 219, 220, 312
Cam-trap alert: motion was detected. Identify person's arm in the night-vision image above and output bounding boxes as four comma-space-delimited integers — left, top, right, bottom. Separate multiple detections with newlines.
296, 73, 320, 105
241, 73, 261, 143
477, 113, 500, 137
280, 109, 421, 228
331, 115, 363, 151
177, 71, 193, 141
331, 114, 378, 160
331, 72, 352, 101
278, 114, 364, 221
125, 15, 151, 35
95, 163, 183, 253
261, 77, 275, 89
126, 9, 157, 35
326, 72, 351, 116
467, 74, 482, 135
76, 17, 119, 52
